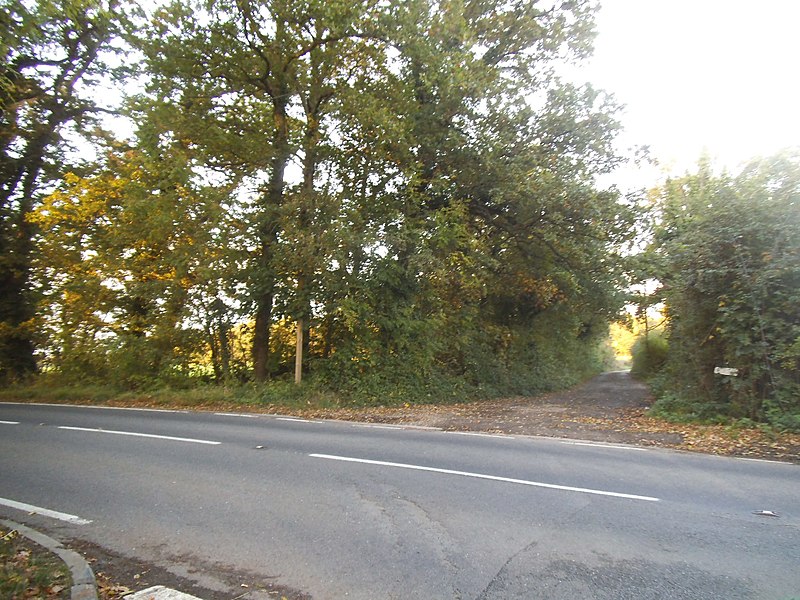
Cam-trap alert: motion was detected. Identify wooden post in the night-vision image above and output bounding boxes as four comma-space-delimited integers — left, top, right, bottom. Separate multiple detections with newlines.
295, 318, 303, 384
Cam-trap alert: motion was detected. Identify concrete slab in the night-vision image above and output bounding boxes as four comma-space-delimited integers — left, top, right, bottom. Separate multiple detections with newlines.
127, 586, 204, 600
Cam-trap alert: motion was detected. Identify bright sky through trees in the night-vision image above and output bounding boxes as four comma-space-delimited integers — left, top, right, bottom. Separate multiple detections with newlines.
579, 0, 800, 187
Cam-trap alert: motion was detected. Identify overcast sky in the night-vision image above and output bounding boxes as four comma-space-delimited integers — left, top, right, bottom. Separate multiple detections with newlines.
574, 0, 800, 188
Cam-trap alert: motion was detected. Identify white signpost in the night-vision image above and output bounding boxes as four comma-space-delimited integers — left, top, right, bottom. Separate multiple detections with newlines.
714, 367, 739, 377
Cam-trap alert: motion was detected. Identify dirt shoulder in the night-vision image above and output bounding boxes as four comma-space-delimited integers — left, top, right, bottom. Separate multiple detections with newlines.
295, 371, 800, 464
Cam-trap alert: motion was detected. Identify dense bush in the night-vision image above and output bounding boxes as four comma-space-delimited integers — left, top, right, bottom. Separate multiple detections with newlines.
646, 153, 800, 430
629, 334, 668, 380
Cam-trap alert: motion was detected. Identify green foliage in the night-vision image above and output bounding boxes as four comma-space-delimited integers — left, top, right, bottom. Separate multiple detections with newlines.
9, 0, 635, 401
647, 388, 732, 426
646, 152, 800, 430
0, 0, 127, 381
27, 144, 246, 388
630, 333, 669, 380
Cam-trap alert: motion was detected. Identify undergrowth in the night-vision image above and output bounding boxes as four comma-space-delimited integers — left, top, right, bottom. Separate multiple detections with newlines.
0, 356, 605, 411
646, 385, 800, 434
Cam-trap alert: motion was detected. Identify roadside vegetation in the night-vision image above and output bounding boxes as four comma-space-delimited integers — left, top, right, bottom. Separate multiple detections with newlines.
0, 527, 70, 600
1, 1, 797, 438
2, 0, 627, 406
630, 154, 800, 433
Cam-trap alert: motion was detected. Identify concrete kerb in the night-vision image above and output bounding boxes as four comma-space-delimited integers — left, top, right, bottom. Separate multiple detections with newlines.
1, 519, 98, 600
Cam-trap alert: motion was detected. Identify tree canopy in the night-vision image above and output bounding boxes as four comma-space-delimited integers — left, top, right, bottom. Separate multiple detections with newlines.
0, 0, 123, 379
2, 0, 641, 404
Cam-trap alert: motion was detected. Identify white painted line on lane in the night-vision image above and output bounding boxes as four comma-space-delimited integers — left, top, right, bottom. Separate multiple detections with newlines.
276, 417, 317, 423
57, 426, 221, 445
214, 412, 258, 418
0, 420, 20, 425
561, 441, 648, 452
446, 431, 514, 440
0, 497, 92, 525
354, 424, 404, 430
310, 454, 660, 502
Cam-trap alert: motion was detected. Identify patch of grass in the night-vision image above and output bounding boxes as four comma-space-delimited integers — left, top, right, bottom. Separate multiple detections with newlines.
0, 378, 259, 409
0, 361, 599, 414
648, 392, 730, 425
114, 384, 258, 408
0, 527, 71, 600
646, 388, 800, 440
0, 380, 119, 404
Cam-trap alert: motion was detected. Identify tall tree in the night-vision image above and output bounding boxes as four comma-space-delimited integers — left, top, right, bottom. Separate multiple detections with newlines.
135, 0, 396, 381
0, 0, 122, 379
128, 0, 631, 392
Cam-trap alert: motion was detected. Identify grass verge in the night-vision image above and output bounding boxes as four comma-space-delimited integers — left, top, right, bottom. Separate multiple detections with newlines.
0, 376, 473, 412
0, 527, 70, 600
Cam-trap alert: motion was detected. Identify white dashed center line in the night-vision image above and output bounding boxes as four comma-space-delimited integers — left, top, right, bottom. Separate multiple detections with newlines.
561, 441, 648, 451
310, 454, 660, 502
57, 426, 220, 445
214, 412, 258, 418
446, 431, 513, 440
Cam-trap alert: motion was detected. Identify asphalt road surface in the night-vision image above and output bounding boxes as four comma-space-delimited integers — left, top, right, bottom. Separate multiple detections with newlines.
0, 402, 798, 599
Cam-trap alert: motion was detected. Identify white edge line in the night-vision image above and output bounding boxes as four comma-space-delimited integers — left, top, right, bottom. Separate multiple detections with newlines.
309, 454, 660, 502
276, 417, 318, 423
0, 420, 20, 425
57, 426, 220, 445
734, 456, 791, 465
354, 424, 404, 430
446, 431, 514, 440
0, 497, 92, 525
214, 412, 258, 418
562, 441, 648, 452
0, 402, 186, 414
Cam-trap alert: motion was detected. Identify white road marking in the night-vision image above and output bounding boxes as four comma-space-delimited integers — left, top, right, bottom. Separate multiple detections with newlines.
735, 457, 790, 465
57, 426, 220, 445
214, 412, 258, 418
276, 417, 316, 423
354, 424, 404, 430
561, 441, 648, 452
310, 454, 660, 502
446, 431, 514, 440
0, 420, 20, 425
0, 497, 92, 525
0, 402, 186, 414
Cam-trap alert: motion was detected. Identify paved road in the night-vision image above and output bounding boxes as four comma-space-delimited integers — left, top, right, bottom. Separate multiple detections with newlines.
0, 402, 798, 599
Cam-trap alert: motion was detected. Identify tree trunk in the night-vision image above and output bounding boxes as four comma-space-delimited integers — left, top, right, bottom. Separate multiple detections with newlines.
0, 147, 45, 381
295, 318, 303, 384
252, 69, 290, 381
252, 292, 273, 381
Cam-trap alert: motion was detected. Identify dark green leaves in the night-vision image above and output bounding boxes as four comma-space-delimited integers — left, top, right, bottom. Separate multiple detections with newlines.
650, 151, 800, 428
